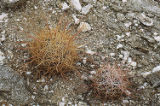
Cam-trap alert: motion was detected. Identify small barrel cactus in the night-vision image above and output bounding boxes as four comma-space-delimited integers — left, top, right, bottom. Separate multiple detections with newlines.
90, 63, 131, 100
22, 21, 79, 79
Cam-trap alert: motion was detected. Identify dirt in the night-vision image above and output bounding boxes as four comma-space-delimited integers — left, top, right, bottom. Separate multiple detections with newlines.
0, 0, 160, 105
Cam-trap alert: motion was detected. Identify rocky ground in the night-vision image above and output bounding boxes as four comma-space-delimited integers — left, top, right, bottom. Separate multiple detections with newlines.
0, 0, 160, 105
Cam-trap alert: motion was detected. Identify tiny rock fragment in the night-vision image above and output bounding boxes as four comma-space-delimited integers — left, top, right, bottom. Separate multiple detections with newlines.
0, 50, 5, 65
0, 13, 8, 22
137, 13, 154, 26
0, 31, 6, 43
152, 65, 160, 73
86, 49, 95, 55
78, 22, 91, 32
154, 36, 160, 42
72, 14, 80, 24
70, 0, 82, 11
81, 4, 93, 15
61, 2, 69, 10
122, 0, 127, 3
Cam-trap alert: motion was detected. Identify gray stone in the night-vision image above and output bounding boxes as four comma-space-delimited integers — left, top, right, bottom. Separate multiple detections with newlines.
0, 66, 31, 105
137, 13, 154, 26
127, 0, 160, 16
1, 0, 28, 11
117, 13, 126, 21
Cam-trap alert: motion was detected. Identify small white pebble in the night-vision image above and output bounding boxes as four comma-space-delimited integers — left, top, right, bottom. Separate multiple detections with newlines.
70, 0, 82, 11
90, 71, 96, 75
154, 32, 158, 36
62, 97, 65, 101
122, 0, 127, 3
141, 71, 151, 78
81, 4, 93, 15
21, 43, 27, 47
123, 100, 129, 104
37, 78, 45, 82
86, 49, 95, 55
130, 61, 137, 67
81, 75, 88, 80
34, 6, 38, 9
117, 43, 123, 49
102, 6, 107, 10
44, 85, 49, 91
154, 36, 160, 42
83, 57, 87, 64
125, 32, 131, 36
121, 51, 130, 62
26, 71, 31, 75
0, 13, 8, 22
116, 34, 125, 41
119, 54, 123, 58
72, 14, 80, 24
59, 102, 65, 106
124, 22, 132, 28
0, 34, 5, 42
31, 95, 35, 99
61, 2, 70, 10
78, 22, 91, 32
152, 65, 160, 73
0, 50, 5, 65
110, 53, 115, 57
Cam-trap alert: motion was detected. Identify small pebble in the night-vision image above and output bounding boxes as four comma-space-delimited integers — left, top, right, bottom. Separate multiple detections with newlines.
61, 2, 69, 10
0, 50, 5, 65
72, 14, 80, 24
70, 0, 82, 11
78, 22, 91, 32
81, 4, 93, 15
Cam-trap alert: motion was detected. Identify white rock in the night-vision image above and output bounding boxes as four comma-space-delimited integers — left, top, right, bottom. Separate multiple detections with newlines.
83, 0, 97, 3
78, 22, 91, 32
86, 49, 95, 55
124, 22, 132, 28
0, 50, 5, 65
130, 61, 137, 67
121, 51, 129, 62
123, 100, 129, 104
44, 85, 49, 91
116, 34, 125, 41
61, 2, 70, 10
36, 78, 45, 82
154, 32, 158, 36
0, 34, 5, 42
141, 71, 151, 78
26, 71, 31, 75
117, 43, 123, 49
72, 14, 80, 24
70, 0, 82, 11
0, 13, 8, 22
141, 65, 160, 78
110, 53, 115, 57
122, 0, 127, 3
9, 0, 19, 3
81, 4, 93, 15
83, 57, 87, 64
154, 36, 160, 42
152, 65, 160, 73
137, 13, 153, 26
128, 57, 137, 67
90, 71, 96, 75
59, 102, 65, 106
125, 32, 131, 36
